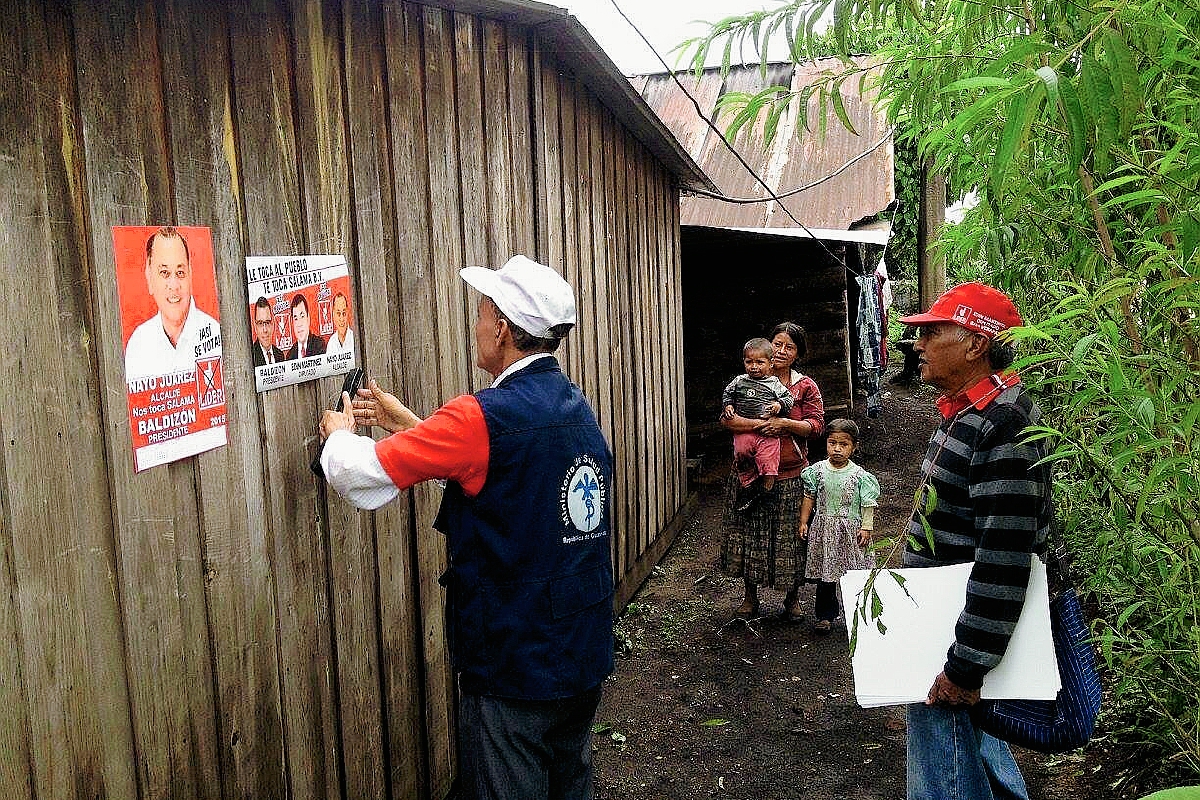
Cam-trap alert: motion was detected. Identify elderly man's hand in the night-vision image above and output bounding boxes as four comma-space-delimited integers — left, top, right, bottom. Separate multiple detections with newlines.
926, 671, 981, 707
351, 378, 421, 433
320, 393, 357, 441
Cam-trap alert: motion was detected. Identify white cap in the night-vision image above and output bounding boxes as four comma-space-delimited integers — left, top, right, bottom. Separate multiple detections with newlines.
460, 255, 577, 338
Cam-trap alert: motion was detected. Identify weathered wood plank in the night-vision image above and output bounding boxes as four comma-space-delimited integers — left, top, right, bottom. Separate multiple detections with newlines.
0, 445, 30, 800
613, 125, 639, 576
0, 7, 68, 800
158, 1, 289, 796
613, 492, 701, 612
420, 6, 469, 792
639, 147, 659, 547
506, 25, 536, 257
532, 42, 561, 271
424, 6, 471, 400
605, 118, 627, 574
622, 128, 645, 561
667, 170, 684, 511
804, 329, 854, 361
227, 2, 341, 797
805, 362, 852, 402
532, 42, 566, 374
658, 169, 674, 513
654, 161, 674, 519
39, 0, 140, 791
295, 0, 394, 795
651, 164, 675, 517
382, 0, 440, 413
598, 108, 629, 580
381, 2, 449, 796
0, 494, 31, 800
633, 140, 655, 556
577, 105, 606, 576
347, 2, 427, 798
569, 83, 599, 409
481, 19, 515, 269
586, 96, 614, 445
652, 160, 666, 527
0, 4, 135, 797
72, 1, 222, 796
666, 172, 682, 518
285, 0, 391, 797
668, 175, 686, 507
650, 160, 669, 534
454, 11, 492, 392
557, 71, 583, 382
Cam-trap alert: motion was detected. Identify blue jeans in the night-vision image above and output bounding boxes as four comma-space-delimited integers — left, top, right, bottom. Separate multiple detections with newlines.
907, 701, 1029, 800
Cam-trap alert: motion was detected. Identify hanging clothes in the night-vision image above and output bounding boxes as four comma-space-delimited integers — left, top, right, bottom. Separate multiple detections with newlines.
875, 256, 892, 373
856, 271, 883, 417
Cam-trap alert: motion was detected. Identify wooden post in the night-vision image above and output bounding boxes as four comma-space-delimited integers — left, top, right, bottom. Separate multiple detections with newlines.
918, 158, 947, 310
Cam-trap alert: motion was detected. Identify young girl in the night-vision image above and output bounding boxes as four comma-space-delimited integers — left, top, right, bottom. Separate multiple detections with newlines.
799, 419, 880, 632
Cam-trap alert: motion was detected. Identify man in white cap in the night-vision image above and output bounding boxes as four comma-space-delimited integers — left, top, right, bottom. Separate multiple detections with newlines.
899, 282, 1052, 800
319, 255, 614, 800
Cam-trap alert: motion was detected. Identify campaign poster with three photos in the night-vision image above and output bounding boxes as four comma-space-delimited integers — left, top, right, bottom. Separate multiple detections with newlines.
245, 254, 357, 393
114, 225, 228, 472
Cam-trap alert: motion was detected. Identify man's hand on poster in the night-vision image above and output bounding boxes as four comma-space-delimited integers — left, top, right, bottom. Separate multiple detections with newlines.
351, 378, 421, 434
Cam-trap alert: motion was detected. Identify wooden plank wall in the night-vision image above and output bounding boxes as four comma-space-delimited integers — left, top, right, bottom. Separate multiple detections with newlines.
528, 47, 688, 588
0, 1, 690, 799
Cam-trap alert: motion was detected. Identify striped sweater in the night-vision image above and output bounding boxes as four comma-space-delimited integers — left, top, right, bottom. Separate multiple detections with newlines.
904, 379, 1053, 690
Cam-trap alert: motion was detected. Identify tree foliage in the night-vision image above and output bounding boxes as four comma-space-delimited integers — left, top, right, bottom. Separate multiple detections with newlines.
683, 0, 1200, 791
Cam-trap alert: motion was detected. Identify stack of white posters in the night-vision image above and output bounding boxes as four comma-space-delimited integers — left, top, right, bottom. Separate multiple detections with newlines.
839, 557, 1060, 708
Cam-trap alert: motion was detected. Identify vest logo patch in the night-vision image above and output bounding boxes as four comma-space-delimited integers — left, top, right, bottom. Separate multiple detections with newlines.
560, 454, 607, 537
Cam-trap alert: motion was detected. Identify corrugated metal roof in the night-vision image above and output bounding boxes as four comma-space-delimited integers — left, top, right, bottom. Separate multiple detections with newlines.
417, 0, 714, 191
632, 59, 895, 230
702, 225, 891, 245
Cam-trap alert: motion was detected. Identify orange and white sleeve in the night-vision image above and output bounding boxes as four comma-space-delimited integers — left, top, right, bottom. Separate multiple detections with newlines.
322, 394, 489, 509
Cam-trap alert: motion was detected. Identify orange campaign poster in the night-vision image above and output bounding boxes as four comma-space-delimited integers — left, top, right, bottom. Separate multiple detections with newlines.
114, 225, 227, 472
245, 255, 357, 392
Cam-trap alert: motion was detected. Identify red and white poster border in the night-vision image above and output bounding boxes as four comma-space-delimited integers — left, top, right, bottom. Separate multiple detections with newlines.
114, 225, 228, 473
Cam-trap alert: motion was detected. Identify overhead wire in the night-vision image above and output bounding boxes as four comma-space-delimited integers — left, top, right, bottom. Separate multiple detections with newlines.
687, 128, 895, 203
606, 0, 896, 277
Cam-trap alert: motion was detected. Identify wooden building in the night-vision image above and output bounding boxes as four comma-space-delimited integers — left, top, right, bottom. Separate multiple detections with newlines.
634, 62, 895, 452
0, 1, 711, 798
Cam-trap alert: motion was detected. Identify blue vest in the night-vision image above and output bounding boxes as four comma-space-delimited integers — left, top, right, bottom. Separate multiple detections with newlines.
435, 357, 615, 699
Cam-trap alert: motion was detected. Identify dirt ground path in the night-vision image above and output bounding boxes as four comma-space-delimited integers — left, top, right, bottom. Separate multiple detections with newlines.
592, 382, 1101, 799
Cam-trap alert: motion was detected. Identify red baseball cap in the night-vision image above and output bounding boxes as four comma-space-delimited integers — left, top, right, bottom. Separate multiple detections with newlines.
899, 282, 1022, 338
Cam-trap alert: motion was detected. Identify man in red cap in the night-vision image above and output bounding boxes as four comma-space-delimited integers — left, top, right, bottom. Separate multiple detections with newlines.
899, 282, 1053, 800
